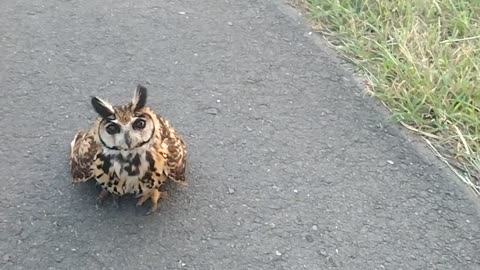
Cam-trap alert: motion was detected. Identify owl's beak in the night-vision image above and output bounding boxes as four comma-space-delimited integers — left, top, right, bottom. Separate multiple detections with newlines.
124, 133, 132, 148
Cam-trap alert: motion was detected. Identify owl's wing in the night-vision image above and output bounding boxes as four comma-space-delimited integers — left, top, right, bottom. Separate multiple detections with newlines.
69, 129, 99, 183
165, 132, 187, 184
158, 116, 187, 185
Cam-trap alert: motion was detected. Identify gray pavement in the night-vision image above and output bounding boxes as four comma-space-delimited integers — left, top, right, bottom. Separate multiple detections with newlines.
0, 0, 479, 269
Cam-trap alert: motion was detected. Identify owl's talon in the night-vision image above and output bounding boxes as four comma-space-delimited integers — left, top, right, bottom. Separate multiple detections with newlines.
95, 200, 103, 209
145, 205, 158, 216
143, 189, 163, 215
136, 194, 150, 206
112, 195, 120, 209
95, 189, 109, 207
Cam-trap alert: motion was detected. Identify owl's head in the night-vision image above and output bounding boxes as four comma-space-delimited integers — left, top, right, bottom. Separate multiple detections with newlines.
91, 85, 156, 151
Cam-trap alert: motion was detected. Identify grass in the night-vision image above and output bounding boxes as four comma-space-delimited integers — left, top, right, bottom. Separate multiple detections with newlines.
298, 0, 480, 194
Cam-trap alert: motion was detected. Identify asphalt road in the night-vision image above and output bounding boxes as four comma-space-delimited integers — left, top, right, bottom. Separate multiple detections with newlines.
1, 0, 479, 269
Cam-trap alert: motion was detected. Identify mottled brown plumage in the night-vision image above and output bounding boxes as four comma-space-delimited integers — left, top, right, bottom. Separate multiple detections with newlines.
69, 85, 187, 214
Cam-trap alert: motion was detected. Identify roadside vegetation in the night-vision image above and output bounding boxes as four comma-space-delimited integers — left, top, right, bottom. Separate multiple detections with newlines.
298, 0, 480, 194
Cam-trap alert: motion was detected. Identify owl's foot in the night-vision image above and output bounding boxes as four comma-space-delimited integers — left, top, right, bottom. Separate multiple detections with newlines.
95, 189, 109, 208
136, 193, 150, 207
112, 194, 120, 209
145, 190, 167, 216
174, 178, 188, 187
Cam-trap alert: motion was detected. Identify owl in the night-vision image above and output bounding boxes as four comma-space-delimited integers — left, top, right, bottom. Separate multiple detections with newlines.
69, 85, 187, 215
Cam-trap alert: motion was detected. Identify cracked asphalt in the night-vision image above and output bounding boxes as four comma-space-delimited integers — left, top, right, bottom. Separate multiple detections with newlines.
1, 0, 479, 269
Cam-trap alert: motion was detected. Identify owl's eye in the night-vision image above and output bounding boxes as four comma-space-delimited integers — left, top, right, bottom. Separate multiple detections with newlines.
133, 118, 146, 130
106, 123, 120, 135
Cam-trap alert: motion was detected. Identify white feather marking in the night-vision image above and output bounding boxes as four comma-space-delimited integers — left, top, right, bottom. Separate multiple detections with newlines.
97, 97, 115, 114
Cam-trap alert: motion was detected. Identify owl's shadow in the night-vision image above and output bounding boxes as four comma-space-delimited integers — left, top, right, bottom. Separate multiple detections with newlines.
72, 179, 182, 216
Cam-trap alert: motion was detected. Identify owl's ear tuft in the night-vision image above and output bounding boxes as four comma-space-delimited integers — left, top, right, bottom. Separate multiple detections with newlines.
91, 96, 115, 118
132, 84, 147, 111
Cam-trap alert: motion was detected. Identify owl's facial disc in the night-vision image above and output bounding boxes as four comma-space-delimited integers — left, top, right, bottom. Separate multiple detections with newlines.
93, 85, 154, 151
98, 114, 155, 151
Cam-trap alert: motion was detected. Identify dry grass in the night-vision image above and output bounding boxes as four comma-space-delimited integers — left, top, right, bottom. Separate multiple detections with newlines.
300, 0, 480, 194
